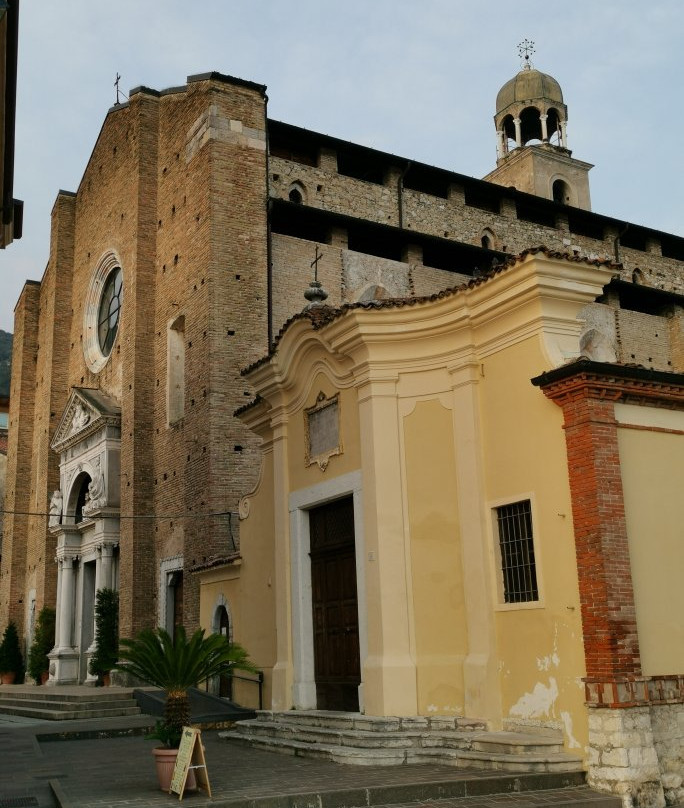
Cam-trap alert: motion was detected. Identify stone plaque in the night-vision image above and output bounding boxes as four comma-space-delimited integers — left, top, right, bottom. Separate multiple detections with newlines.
305, 393, 341, 470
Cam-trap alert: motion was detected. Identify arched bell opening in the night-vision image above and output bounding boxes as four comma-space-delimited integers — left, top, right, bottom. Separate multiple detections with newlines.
546, 107, 563, 145
501, 114, 517, 153
519, 106, 543, 145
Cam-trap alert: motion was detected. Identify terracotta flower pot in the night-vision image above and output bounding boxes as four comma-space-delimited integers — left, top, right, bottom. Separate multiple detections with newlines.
40, 671, 49, 685
152, 747, 197, 793
0, 672, 16, 685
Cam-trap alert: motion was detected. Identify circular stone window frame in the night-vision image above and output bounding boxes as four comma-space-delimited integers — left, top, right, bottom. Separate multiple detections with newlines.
83, 251, 124, 373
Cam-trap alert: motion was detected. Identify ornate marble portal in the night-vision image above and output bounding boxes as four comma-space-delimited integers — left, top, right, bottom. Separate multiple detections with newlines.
48, 388, 121, 685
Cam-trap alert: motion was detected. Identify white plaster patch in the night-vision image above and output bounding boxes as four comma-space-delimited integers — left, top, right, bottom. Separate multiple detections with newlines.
427, 704, 438, 712
536, 625, 561, 672
536, 652, 560, 671
509, 677, 559, 719
561, 710, 581, 748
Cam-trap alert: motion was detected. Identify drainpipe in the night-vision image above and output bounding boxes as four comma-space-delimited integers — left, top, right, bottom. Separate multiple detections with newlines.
614, 222, 629, 265
263, 94, 273, 349
398, 161, 411, 230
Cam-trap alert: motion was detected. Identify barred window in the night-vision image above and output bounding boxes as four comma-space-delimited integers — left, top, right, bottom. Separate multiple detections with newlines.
496, 500, 539, 603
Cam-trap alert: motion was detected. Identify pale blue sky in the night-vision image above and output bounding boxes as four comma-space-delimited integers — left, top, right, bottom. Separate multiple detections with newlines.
1, 0, 682, 331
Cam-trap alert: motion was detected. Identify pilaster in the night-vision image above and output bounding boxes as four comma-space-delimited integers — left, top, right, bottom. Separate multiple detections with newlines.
357, 373, 417, 716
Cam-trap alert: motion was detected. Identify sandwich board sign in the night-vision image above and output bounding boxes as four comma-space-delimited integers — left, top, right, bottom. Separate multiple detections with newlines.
169, 726, 211, 800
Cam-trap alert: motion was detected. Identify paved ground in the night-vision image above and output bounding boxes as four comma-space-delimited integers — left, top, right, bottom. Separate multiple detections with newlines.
0, 714, 620, 808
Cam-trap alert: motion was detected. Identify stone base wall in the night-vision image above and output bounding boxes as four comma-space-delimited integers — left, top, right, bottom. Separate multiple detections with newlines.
587, 698, 684, 808
650, 703, 684, 805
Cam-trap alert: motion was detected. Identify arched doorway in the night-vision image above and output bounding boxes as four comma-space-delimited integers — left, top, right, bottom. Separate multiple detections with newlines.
216, 605, 232, 698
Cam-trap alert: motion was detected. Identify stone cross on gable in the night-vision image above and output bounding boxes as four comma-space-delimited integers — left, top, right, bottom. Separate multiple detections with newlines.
310, 244, 323, 283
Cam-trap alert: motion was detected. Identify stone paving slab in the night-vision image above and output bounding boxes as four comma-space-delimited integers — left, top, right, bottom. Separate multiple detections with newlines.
37, 732, 597, 808
0, 717, 625, 808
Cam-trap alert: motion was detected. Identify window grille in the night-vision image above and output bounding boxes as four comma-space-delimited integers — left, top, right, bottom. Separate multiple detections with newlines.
495, 500, 538, 603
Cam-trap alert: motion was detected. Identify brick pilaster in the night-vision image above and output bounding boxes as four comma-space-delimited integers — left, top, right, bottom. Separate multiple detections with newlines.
532, 359, 684, 707
561, 392, 641, 681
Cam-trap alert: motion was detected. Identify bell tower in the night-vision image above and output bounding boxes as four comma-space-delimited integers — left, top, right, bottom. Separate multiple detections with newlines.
484, 41, 593, 210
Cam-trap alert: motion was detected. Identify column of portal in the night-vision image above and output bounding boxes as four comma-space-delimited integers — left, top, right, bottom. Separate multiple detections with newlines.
96, 544, 114, 589
57, 556, 76, 649
95, 543, 114, 591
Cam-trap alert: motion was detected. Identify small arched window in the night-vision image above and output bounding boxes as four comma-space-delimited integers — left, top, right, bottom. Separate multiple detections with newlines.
481, 229, 496, 250
553, 179, 571, 205
287, 181, 306, 205
167, 316, 185, 424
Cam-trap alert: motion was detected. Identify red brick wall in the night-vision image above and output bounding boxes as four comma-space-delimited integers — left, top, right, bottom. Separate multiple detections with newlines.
560, 392, 641, 680
536, 365, 684, 707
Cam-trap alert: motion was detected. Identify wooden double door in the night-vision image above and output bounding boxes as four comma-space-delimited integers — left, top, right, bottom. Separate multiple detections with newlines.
309, 497, 360, 712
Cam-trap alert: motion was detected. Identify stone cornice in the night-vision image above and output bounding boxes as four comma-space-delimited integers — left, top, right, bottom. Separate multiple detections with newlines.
51, 388, 122, 454
532, 359, 684, 409
52, 413, 121, 454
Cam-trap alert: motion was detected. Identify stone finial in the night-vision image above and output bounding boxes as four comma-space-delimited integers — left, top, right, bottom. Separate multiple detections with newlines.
304, 279, 329, 307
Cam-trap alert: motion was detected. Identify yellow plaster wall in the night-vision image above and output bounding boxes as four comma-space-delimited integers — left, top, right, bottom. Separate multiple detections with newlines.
617, 412, 684, 675
198, 453, 277, 708
479, 337, 587, 749
403, 399, 467, 715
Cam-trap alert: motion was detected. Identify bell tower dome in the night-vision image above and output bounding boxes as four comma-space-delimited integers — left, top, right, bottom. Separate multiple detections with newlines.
484, 42, 593, 210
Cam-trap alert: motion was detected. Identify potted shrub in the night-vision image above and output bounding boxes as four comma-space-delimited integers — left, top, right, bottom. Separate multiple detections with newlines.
88, 588, 119, 685
27, 606, 56, 685
117, 625, 256, 791
0, 621, 24, 684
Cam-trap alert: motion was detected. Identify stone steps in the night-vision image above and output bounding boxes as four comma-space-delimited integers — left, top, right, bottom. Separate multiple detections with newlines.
0, 702, 142, 720
0, 686, 142, 721
0, 688, 135, 703
220, 710, 585, 772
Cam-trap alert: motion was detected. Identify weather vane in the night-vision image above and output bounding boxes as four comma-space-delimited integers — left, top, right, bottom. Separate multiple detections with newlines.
518, 39, 535, 69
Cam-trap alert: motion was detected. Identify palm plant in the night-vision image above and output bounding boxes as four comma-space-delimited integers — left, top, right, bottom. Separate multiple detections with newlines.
117, 626, 256, 747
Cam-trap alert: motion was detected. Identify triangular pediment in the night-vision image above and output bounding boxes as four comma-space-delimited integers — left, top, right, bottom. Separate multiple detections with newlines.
51, 388, 121, 453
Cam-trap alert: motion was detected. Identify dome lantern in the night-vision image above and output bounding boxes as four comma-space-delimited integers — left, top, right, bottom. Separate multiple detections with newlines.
483, 42, 593, 211
494, 41, 569, 159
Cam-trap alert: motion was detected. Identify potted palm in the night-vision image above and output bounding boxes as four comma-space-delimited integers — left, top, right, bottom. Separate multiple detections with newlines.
0, 621, 24, 684
88, 588, 119, 685
117, 625, 257, 791
27, 607, 56, 684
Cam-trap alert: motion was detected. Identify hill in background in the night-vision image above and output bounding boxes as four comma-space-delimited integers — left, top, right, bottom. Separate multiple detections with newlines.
0, 330, 12, 397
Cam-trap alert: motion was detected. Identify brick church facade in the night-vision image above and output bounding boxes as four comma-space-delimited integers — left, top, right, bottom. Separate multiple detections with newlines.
1, 63, 683, 805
